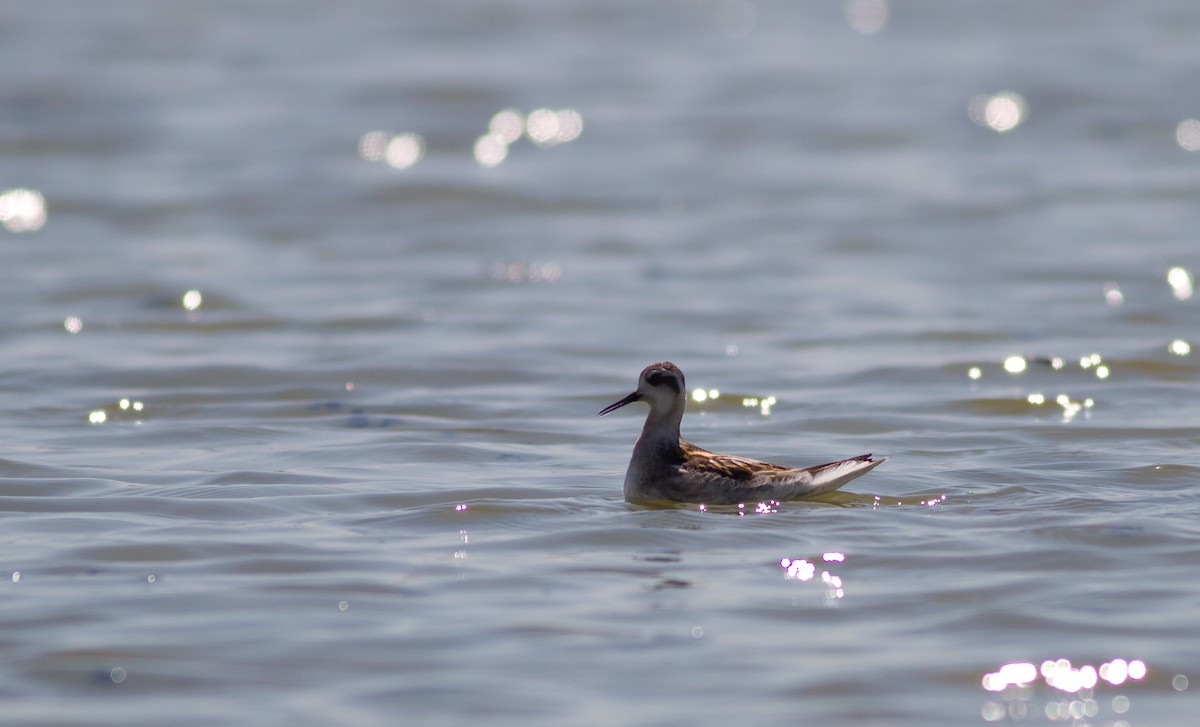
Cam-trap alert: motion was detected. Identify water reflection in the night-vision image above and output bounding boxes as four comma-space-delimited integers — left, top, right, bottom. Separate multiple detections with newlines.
1176, 119, 1200, 152
359, 130, 425, 169
0, 188, 47, 233
1166, 266, 1193, 300
475, 108, 584, 167
1103, 281, 1124, 306
781, 553, 848, 603
972, 351, 1109, 421
741, 395, 776, 416
182, 289, 203, 311
474, 133, 509, 168
968, 92, 1028, 133
86, 398, 147, 425
981, 658, 1153, 725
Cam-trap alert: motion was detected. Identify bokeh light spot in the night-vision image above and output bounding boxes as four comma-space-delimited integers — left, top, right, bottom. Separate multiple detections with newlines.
384, 133, 425, 169
1167, 266, 1193, 300
969, 92, 1028, 133
1003, 355, 1027, 374
489, 109, 525, 144
0, 188, 47, 232
1103, 282, 1124, 306
182, 289, 203, 311
474, 133, 509, 167
358, 130, 389, 161
1176, 119, 1200, 152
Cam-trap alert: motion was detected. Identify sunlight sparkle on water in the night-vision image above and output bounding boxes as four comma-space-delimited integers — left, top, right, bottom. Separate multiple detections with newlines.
384, 133, 425, 169
1003, 355, 1027, 374
1176, 119, 1200, 152
182, 289, 202, 311
780, 558, 816, 581
474, 134, 509, 167
0, 188, 47, 232
1102, 281, 1124, 306
691, 388, 720, 403
1167, 266, 1193, 300
63, 316, 83, 334
982, 658, 1149, 724
969, 92, 1028, 133
489, 109, 525, 143
474, 108, 582, 167
359, 131, 425, 169
781, 556, 848, 601
1169, 339, 1190, 356
742, 395, 776, 415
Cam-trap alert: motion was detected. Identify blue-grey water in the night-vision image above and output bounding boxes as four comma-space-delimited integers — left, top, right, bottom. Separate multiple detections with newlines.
3, 1, 1199, 725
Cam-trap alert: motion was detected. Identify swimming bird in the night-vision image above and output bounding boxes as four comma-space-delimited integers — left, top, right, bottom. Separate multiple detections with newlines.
598, 362, 884, 504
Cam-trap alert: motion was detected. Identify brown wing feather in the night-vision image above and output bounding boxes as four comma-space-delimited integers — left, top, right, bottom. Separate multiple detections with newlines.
679, 440, 793, 481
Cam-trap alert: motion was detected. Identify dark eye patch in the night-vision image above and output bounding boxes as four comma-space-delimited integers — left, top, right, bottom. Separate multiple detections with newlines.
646, 370, 681, 392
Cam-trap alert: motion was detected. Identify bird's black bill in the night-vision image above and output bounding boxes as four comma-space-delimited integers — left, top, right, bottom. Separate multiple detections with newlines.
597, 392, 640, 416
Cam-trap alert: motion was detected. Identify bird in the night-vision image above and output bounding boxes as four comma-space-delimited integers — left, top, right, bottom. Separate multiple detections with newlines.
598, 362, 884, 504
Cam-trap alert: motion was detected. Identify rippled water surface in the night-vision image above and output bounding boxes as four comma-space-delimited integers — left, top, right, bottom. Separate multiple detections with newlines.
3, 2, 1200, 725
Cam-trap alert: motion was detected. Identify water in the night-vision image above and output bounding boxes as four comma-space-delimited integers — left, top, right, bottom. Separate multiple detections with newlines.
2, 1, 1199, 724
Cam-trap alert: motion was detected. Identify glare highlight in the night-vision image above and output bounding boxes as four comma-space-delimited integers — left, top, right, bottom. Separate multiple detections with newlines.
474, 108, 583, 167
781, 555, 847, 602
182, 289, 203, 311
488, 109, 525, 143
1003, 355, 1027, 374
359, 130, 425, 169
969, 92, 1028, 133
1168, 339, 1190, 356
982, 657, 1150, 724
0, 188, 47, 232
385, 133, 425, 169
1167, 266, 1193, 300
473, 133, 509, 168
741, 395, 777, 415
1176, 119, 1200, 152
1102, 281, 1124, 306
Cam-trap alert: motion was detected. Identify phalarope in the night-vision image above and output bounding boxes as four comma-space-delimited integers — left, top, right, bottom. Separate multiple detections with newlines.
598, 362, 885, 504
